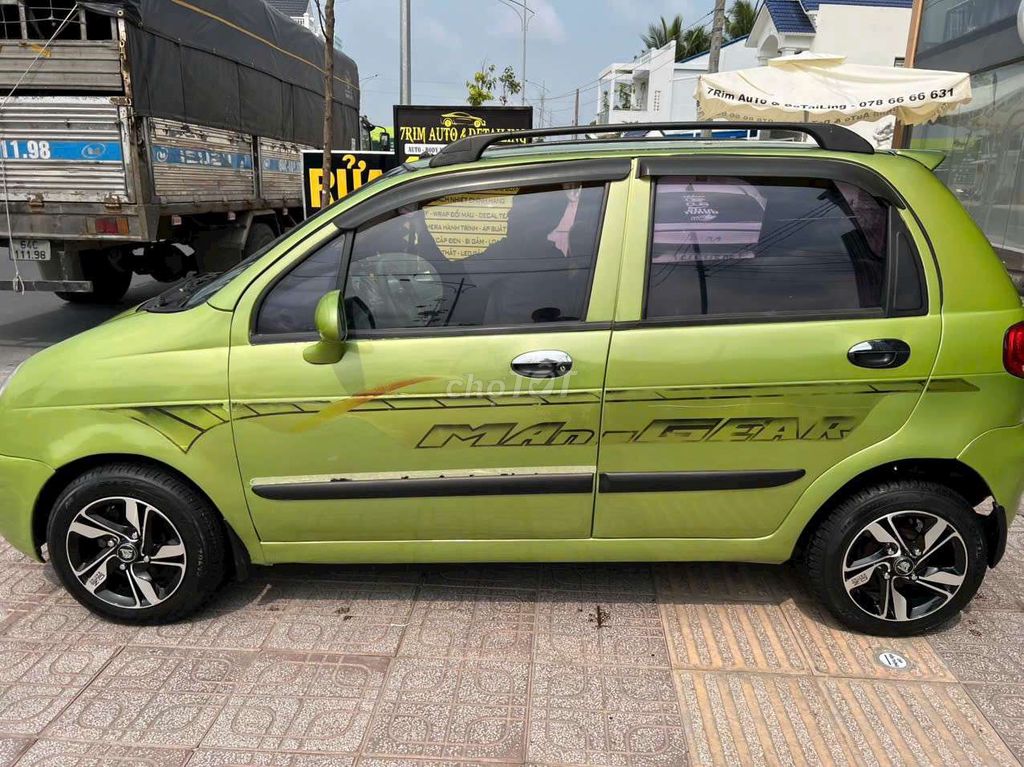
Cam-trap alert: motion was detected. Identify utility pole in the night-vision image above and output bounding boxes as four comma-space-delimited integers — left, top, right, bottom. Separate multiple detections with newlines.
538, 80, 546, 127
521, 0, 528, 106
399, 0, 411, 105
316, 0, 335, 209
573, 88, 580, 126
703, 0, 727, 138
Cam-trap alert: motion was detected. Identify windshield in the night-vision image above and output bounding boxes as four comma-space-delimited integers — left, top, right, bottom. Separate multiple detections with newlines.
141, 163, 415, 313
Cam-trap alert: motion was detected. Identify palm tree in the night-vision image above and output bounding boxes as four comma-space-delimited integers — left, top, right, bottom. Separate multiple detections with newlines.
679, 26, 711, 59
727, 0, 757, 40
640, 14, 685, 60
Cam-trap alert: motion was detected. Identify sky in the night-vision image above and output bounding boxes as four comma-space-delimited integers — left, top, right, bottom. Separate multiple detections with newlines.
336, 0, 717, 126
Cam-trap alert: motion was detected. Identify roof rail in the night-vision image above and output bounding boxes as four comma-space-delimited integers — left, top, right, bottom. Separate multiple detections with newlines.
428, 121, 874, 168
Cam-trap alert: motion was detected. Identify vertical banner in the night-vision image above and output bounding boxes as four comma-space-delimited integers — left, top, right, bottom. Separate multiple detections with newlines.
302, 150, 399, 218
393, 105, 534, 163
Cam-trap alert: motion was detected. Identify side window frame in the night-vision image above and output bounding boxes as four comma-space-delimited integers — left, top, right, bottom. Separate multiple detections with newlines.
635, 158, 928, 327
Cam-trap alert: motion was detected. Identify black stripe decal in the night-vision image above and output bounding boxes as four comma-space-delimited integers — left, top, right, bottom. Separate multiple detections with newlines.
598, 470, 805, 493
253, 473, 595, 501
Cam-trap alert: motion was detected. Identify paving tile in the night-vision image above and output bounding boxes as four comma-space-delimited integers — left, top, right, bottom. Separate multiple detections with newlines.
255, 581, 416, 656
659, 599, 811, 675
674, 671, 857, 766
364, 657, 528, 762
17, 740, 191, 766
782, 599, 955, 681
417, 564, 542, 591
0, 540, 36, 564
654, 562, 798, 604
2, 601, 137, 647
928, 610, 1024, 683
0, 566, 58, 610
534, 591, 669, 667
970, 568, 1024, 612
202, 651, 387, 754
357, 761, 518, 767
398, 586, 535, 661
190, 752, 354, 767
528, 663, 687, 767
266, 564, 422, 585
45, 647, 256, 747
964, 683, 1024, 763
821, 678, 1019, 766
0, 738, 29, 767
538, 564, 656, 595
0, 640, 116, 736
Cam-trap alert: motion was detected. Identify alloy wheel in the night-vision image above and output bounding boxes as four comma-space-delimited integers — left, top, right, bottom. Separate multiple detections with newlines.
842, 510, 968, 622
64, 496, 187, 609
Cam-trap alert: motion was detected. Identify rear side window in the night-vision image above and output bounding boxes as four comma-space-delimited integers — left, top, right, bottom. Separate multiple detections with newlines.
646, 176, 892, 319
344, 182, 606, 331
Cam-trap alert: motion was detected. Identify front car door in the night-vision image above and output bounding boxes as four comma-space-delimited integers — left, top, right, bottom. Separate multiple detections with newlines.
595, 156, 942, 539
228, 159, 630, 554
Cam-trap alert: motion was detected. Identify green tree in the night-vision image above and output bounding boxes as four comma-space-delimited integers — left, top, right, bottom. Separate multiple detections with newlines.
727, 0, 757, 40
679, 26, 711, 59
640, 14, 685, 61
498, 66, 522, 106
466, 64, 496, 107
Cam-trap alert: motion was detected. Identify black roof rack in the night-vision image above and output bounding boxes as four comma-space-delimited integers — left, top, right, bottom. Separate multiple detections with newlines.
429, 121, 874, 168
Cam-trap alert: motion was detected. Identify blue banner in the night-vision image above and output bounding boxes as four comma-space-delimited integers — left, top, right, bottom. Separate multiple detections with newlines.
0, 139, 123, 162
262, 156, 302, 174
152, 145, 253, 170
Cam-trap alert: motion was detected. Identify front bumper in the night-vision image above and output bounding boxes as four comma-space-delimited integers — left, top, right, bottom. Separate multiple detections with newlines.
0, 453, 52, 561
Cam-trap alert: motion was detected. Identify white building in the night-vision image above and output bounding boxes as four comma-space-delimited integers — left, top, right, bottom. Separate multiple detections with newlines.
596, 37, 758, 125
596, 0, 913, 127
264, 0, 320, 36
747, 0, 912, 65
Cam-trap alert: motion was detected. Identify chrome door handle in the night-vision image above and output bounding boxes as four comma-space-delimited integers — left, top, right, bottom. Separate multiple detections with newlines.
848, 339, 911, 369
511, 350, 573, 379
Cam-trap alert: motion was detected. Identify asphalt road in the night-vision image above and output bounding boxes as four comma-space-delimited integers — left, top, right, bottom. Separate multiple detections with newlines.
0, 255, 164, 377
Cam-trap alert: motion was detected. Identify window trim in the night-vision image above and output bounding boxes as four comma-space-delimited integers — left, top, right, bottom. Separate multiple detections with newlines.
636, 165, 928, 327
251, 165, 619, 344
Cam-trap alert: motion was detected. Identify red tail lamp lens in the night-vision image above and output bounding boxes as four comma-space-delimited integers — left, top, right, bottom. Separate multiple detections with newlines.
1004, 322, 1024, 378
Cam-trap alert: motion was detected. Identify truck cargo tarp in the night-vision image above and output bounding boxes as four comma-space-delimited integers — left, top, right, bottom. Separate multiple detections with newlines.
81, 0, 358, 148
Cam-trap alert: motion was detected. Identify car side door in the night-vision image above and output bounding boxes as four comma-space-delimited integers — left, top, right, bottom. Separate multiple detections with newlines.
228, 159, 631, 552
594, 157, 942, 540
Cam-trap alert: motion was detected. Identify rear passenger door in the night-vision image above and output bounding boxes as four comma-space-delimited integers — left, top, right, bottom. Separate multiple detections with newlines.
594, 157, 942, 539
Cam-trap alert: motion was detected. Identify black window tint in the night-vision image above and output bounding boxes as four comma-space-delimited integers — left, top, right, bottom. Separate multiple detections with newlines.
646, 176, 887, 319
344, 183, 605, 331
256, 236, 345, 335
893, 229, 925, 314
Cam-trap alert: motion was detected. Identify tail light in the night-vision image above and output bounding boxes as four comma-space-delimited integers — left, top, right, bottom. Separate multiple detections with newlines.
1004, 322, 1024, 378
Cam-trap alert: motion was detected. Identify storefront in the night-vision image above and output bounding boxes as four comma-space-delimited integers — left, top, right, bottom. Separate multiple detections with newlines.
909, 0, 1024, 281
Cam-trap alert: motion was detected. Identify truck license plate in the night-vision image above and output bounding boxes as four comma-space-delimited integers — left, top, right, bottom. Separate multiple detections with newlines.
9, 239, 50, 261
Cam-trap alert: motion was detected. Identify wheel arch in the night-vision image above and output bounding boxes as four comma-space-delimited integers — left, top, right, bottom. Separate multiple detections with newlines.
793, 458, 1004, 567
33, 453, 252, 580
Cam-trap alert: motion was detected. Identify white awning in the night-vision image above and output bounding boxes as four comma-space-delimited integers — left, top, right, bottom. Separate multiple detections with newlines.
696, 53, 972, 127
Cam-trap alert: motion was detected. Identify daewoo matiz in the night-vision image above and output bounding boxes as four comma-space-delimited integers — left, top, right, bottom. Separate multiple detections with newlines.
2, 123, 1023, 636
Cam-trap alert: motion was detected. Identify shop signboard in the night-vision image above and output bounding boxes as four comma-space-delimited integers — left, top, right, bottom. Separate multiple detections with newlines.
393, 105, 534, 163
302, 150, 398, 218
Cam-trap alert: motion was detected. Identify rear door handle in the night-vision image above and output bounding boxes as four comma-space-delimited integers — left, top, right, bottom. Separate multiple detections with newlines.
848, 339, 911, 369
511, 350, 573, 379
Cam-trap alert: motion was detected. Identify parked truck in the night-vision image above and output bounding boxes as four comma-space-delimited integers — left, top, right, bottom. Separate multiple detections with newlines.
0, 0, 359, 302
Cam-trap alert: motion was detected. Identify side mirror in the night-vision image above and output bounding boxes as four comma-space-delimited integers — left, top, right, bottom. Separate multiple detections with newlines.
303, 290, 347, 364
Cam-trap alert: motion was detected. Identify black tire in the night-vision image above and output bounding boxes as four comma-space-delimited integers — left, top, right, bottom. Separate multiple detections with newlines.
46, 463, 226, 623
243, 221, 277, 257
804, 481, 987, 637
56, 249, 132, 304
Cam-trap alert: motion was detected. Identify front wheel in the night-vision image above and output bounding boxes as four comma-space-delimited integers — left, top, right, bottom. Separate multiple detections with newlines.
804, 481, 987, 636
56, 248, 132, 304
47, 464, 226, 623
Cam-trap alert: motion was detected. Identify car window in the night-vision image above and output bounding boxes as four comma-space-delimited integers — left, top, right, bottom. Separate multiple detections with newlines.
255, 236, 345, 336
645, 175, 890, 319
344, 182, 606, 331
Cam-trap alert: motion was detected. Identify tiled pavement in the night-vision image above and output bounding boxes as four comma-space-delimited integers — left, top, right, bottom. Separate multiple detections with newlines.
0, 534, 1020, 766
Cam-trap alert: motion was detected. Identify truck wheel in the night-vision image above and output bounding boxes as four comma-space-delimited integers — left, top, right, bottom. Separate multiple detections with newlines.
804, 481, 986, 636
56, 249, 132, 304
46, 463, 226, 623
244, 222, 277, 257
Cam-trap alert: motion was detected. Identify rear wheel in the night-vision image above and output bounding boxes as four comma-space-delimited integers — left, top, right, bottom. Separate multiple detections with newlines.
243, 222, 277, 257
56, 249, 132, 304
47, 464, 226, 623
804, 481, 987, 636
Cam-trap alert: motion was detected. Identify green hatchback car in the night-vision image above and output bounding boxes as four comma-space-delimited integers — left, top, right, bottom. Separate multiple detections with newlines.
2, 123, 1023, 636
